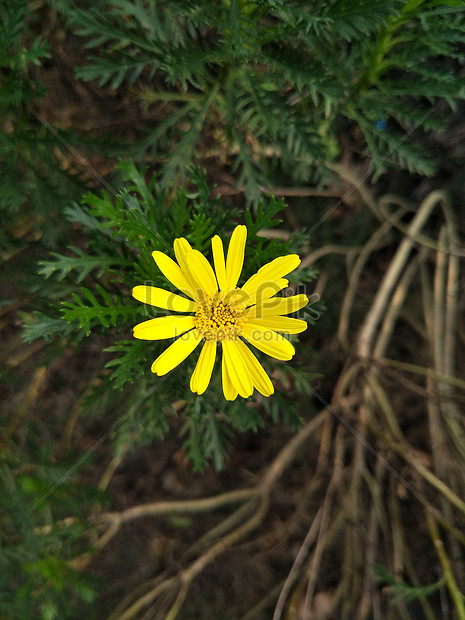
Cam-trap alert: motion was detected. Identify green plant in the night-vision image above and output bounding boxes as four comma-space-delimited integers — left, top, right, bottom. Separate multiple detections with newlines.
0, 458, 102, 619
373, 563, 445, 607
24, 163, 316, 470
58, 0, 465, 197
0, 0, 88, 257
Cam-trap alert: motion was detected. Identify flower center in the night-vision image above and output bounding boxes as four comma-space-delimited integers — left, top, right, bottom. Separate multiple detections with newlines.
194, 292, 248, 341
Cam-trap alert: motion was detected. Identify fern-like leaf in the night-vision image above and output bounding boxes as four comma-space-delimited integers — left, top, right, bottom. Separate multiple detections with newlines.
21, 312, 75, 343
61, 285, 137, 335
104, 339, 150, 390
39, 248, 131, 283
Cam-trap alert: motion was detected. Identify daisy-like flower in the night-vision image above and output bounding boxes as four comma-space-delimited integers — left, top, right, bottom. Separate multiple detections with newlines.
132, 225, 309, 400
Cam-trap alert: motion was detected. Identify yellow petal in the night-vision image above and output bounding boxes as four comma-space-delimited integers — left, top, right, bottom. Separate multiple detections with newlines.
173, 237, 193, 264
221, 352, 238, 401
226, 225, 247, 290
152, 251, 196, 299
212, 235, 227, 291
133, 316, 195, 340
245, 278, 289, 306
173, 237, 193, 273
222, 340, 253, 398
250, 294, 309, 318
234, 339, 274, 397
190, 340, 217, 395
249, 316, 308, 334
185, 249, 218, 296
173, 238, 199, 295
151, 329, 202, 375
242, 255, 300, 297
132, 285, 196, 313
242, 323, 295, 361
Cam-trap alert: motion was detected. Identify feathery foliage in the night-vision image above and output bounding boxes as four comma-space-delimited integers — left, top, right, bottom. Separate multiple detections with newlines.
0, 458, 101, 619
373, 564, 446, 606
0, 0, 88, 257
57, 0, 465, 198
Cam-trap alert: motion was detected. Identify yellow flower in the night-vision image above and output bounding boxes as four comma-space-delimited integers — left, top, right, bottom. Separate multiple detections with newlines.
132, 225, 309, 400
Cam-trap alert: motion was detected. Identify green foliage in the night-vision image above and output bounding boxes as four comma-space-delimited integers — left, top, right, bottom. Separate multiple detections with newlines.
0, 0, 49, 106
109, 378, 176, 456
104, 340, 150, 389
0, 1, 83, 252
57, 0, 465, 197
373, 563, 445, 605
21, 312, 76, 343
181, 398, 233, 472
61, 285, 138, 336
0, 460, 101, 619
39, 248, 133, 283
245, 196, 285, 238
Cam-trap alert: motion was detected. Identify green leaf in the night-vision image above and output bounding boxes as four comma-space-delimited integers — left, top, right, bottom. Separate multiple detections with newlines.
104, 339, 149, 389
61, 285, 138, 335
21, 312, 75, 343
38, 248, 132, 283
373, 563, 445, 605
245, 195, 286, 238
